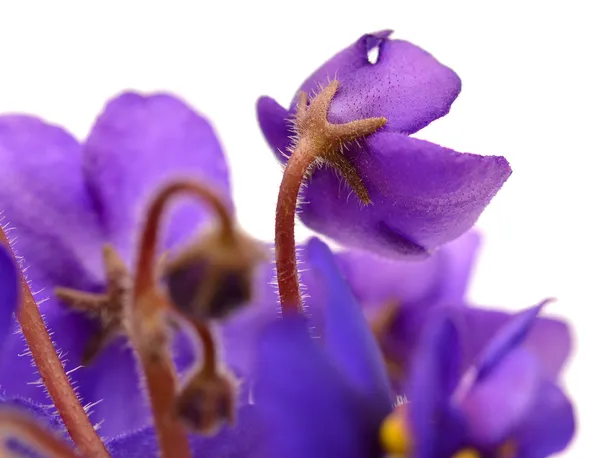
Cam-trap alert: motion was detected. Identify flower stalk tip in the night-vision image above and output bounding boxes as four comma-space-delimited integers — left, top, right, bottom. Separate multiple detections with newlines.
275, 80, 386, 314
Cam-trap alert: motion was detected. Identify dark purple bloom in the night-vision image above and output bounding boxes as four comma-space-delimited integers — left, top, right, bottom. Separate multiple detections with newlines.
393, 302, 575, 458
0, 93, 238, 437
257, 31, 512, 258
254, 237, 393, 458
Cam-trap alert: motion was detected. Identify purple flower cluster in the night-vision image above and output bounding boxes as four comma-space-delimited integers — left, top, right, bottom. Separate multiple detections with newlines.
0, 31, 573, 457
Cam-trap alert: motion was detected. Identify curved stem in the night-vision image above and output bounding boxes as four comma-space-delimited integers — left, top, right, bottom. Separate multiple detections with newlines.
135, 181, 234, 297
275, 139, 319, 314
192, 320, 217, 375
0, 410, 79, 458
0, 229, 108, 458
129, 180, 233, 458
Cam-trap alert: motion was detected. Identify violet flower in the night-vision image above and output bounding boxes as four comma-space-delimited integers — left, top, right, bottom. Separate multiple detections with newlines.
0, 92, 238, 438
335, 231, 571, 391
381, 303, 575, 457
2, 244, 263, 457
258, 31, 512, 258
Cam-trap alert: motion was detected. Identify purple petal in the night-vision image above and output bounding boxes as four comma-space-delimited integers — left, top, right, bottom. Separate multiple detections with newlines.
82, 92, 232, 265
0, 247, 18, 350
0, 305, 150, 438
336, 230, 481, 310
433, 231, 481, 305
218, 253, 280, 382
0, 116, 145, 435
514, 381, 575, 458
306, 237, 392, 414
0, 115, 104, 296
106, 406, 263, 458
296, 31, 392, 105
255, 316, 383, 458
296, 31, 461, 134
256, 96, 290, 163
300, 132, 510, 257
408, 313, 463, 458
451, 302, 571, 380
460, 348, 539, 445
474, 302, 547, 381
450, 306, 571, 382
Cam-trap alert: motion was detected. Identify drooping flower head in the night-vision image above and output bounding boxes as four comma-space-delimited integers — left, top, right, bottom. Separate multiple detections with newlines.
0, 93, 244, 438
258, 31, 512, 258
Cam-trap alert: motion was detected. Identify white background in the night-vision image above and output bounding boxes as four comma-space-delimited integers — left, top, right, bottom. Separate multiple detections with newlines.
0, 2, 597, 456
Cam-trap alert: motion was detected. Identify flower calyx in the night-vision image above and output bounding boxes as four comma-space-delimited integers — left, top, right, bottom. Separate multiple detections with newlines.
164, 227, 266, 321
175, 366, 237, 435
55, 244, 131, 364
291, 80, 387, 205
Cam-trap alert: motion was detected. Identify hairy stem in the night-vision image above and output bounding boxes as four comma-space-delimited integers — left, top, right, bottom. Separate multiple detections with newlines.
129, 180, 233, 458
0, 229, 108, 457
136, 180, 233, 293
275, 139, 318, 314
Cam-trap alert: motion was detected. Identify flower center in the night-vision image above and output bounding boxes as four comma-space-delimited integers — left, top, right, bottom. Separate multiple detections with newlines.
380, 403, 412, 455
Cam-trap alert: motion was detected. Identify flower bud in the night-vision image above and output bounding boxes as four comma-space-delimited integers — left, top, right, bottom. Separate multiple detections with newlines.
175, 368, 236, 435
164, 228, 265, 321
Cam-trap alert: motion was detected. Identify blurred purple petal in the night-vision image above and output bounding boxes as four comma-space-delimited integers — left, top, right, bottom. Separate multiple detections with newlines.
0, 247, 18, 350
474, 302, 547, 381
300, 133, 510, 257
0, 116, 142, 434
306, 237, 392, 414
255, 316, 383, 458
0, 303, 149, 438
83, 92, 232, 265
408, 313, 462, 458
515, 381, 575, 458
0, 115, 104, 296
336, 231, 480, 310
256, 97, 290, 163
106, 406, 263, 458
460, 348, 539, 445
218, 254, 280, 382
450, 303, 570, 381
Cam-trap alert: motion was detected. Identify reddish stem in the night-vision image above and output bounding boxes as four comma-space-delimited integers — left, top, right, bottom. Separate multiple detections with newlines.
129, 180, 233, 458
0, 229, 109, 457
193, 320, 217, 375
275, 139, 319, 314
0, 410, 79, 458
129, 316, 192, 458
135, 181, 234, 298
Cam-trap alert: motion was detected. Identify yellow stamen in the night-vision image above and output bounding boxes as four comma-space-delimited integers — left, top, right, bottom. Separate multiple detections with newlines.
380, 414, 411, 454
